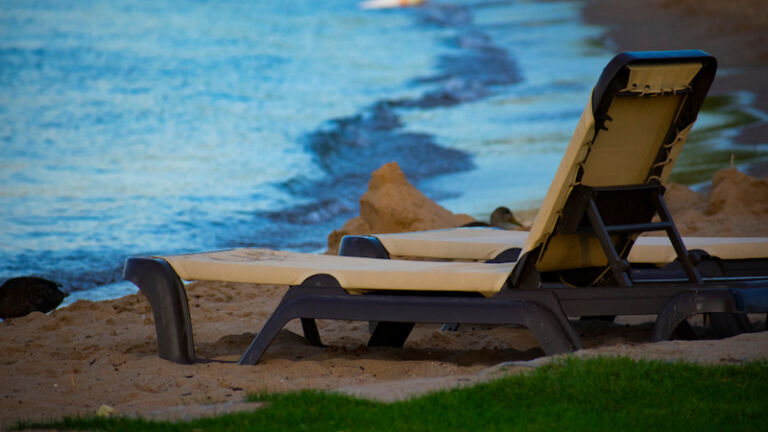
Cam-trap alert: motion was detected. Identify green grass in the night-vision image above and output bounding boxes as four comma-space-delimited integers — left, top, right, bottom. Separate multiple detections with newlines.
14, 357, 768, 431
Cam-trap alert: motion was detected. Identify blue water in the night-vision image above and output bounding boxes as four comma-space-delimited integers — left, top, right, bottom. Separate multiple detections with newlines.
1, 0, 764, 299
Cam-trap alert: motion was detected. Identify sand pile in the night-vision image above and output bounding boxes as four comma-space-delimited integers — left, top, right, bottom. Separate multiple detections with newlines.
665, 168, 768, 236
327, 162, 474, 253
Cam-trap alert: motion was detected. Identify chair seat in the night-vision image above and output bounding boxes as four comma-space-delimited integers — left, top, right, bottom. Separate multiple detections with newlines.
162, 248, 514, 296
373, 227, 768, 263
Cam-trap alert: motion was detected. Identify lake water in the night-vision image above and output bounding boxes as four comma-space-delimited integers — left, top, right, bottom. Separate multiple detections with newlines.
1, 0, 765, 302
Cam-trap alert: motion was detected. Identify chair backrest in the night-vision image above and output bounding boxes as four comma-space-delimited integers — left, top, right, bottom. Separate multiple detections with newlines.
523, 50, 716, 272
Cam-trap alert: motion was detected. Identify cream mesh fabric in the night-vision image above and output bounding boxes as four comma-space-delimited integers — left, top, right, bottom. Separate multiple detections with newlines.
579, 95, 685, 186
375, 228, 768, 264
524, 62, 704, 271
162, 248, 514, 296
629, 236, 768, 264
377, 228, 528, 260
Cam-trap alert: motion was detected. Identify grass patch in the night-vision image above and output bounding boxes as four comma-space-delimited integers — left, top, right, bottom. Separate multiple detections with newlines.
14, 357, 768, 431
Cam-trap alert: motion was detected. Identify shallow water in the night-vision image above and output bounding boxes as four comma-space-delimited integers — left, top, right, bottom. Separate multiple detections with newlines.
1, 0, 766, 297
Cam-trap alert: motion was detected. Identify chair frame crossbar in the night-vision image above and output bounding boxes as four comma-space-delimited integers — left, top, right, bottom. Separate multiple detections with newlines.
560, 184, 702, 286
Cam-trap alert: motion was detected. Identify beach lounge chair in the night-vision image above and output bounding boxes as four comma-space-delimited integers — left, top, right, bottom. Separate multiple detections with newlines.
123, 50, 768, 365
342, 227, 768, 266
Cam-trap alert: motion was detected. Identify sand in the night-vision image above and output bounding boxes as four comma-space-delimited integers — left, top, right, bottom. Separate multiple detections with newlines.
3, 1, 768, 428
2, 278, 766, 426
1, 277, 767, 426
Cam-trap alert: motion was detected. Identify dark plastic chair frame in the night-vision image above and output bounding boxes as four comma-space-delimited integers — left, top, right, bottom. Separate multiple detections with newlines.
123, 50, 768, 365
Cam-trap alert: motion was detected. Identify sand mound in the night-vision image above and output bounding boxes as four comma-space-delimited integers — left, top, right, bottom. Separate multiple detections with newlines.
327, 162, 474, 253
665, 168, 768, 236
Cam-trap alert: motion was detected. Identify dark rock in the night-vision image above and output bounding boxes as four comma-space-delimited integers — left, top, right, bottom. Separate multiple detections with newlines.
0, 277, 67, 319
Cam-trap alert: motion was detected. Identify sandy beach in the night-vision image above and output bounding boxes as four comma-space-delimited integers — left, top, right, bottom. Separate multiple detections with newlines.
1, 278, 767, 422
2, 278, 767, 425
2, 0, 768, 427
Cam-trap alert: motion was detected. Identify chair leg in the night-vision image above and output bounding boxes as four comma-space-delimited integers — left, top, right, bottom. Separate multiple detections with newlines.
368, 321, 415, 347
708, 313, 752, 339
652, 288, 768, 342
338, 236, 392, 337
239, 288, 583, 365
672, 319, 697, 340
584, 198, 632, 286
123, 257, 197, 364
301, 318, 324, 347
240, 284, 347, 365
653, 192, 703, 283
